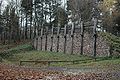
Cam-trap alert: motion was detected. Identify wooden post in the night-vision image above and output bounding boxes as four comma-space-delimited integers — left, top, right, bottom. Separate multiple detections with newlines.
0, 33, 2, 43
80, 21, 84, 55
36, 37, 38, 50
109, 44, 113, 57
93, 18, 97, 58
1, 34, 2, 43
35, 29, 39, 50
50, 26, 54, 51
23, 18, 25, 41
45, 27, 48, 51
71, 22, 74, 55
57, 26, 60, 52
64, 25, 67, 54
3, 31, 5, 45
1, 32, 3, 43
40, 28, 43, 51
20, 10, 23, 41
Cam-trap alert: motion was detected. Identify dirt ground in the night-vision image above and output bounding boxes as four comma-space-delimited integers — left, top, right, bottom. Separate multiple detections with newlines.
0, 63, 120, 80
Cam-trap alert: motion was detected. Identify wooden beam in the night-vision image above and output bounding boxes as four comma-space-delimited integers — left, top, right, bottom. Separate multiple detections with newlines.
93, 18, 97, 58
80, 21, 84, 55
71, 22, 74, 55
57, 26, 60, 52
64, 25, 67, 54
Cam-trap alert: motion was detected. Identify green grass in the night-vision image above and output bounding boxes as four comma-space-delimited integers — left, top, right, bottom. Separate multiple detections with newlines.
100, 32, 120, 53
0, 43, 92, 66
3, 50, 92, 66
0, 44, 33, 58
0, 43, 120, 72
63, 58, 120, 69
52, 59, 120, 74
17, 51, 91, 61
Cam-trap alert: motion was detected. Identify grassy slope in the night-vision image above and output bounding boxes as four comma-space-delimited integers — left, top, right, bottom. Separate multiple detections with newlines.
0, 44, 92, 66
0, 43, 120, 72
100, 32, 120, 54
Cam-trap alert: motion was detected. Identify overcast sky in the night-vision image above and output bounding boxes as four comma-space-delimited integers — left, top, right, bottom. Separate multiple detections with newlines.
1, 0, 67, 6
0, 0, 8, 11
1, 0, 67, 11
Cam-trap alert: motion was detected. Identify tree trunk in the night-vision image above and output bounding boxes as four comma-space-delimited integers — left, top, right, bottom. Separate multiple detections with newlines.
30, 14, 32, 39
25, 13, 28, 39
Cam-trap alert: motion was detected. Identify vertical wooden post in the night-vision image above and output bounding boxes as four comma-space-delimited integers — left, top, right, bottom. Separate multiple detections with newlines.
0, 35, 1, 44
0, 34, 1, 42
40, 28, 43, 51
23, 18, 25, 41
36, 37, 38, 50
3, 31, 5, 45
57, 26, 60, 52
35, 29, 39, 50
25, 11, 28, 39
1, 33, 3, 44
45, 27, 48, 51
80, 21, 84, 55
0, 33, 2, 43
71, 22, 74, 55
93, 18, 97, 58
109, 44, 113, 57
50, 26, 54, 51
64, 25, 67, 54
20, 10, 23, 41
1, 32, 3, 43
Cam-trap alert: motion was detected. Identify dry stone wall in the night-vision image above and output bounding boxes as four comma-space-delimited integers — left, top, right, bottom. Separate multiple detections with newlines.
34, 31, 110, 57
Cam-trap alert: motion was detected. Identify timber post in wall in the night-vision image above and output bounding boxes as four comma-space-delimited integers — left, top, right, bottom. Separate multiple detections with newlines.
80, 21, 84, 55
64, 25, 67, 54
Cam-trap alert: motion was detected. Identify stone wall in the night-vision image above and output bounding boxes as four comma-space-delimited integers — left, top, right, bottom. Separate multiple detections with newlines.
33, 31, 110, 57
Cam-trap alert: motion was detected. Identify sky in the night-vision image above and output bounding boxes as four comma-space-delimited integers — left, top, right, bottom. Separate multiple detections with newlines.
0, 0, 8, 11
0, 0, 67, 13
1, 0, 67, 8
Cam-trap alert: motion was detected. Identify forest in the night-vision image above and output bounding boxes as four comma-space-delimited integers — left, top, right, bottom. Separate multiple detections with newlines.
0, 0, 120, 44
0, 0, 120, 80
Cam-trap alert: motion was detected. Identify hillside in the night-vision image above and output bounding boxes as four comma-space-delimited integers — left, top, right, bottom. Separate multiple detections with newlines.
100, 32, 120, 56
0, 43, 120, 79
